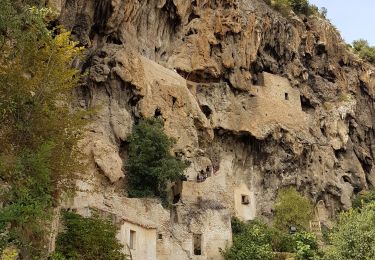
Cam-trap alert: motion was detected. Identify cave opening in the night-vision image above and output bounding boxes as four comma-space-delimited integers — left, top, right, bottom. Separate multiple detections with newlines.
92, 0, 113, 35
154, 107, 162, 117
193, 234, 202, 255
300, 95, 315, 112
200, 105, 212, 119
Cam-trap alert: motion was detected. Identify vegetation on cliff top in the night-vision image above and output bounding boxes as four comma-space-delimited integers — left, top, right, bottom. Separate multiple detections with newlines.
352, 39, 375, 65
264, 0, 326, 18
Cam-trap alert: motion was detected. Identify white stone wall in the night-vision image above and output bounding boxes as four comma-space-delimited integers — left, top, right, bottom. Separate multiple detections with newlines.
117, 222, 157, 260
233, 183, 256, 221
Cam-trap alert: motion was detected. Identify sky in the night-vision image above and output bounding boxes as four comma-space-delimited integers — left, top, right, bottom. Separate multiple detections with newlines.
308, 0, 375, 46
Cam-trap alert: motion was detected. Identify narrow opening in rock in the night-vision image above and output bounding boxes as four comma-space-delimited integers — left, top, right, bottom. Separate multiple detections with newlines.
106, 34, 122, 45
193, 234, 202, 255
154, 107, 162, 117
321, 127, 326, 137
285, 92, 289, 100
170, 206, 179, 223
342, 175, 351, 183
200, 105, 212, 119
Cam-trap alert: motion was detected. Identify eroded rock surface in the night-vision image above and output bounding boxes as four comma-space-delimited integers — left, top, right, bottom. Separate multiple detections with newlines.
55, 0, 375, 259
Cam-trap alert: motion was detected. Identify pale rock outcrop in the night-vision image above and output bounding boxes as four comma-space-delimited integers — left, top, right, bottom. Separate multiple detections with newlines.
92, 138, 124, 183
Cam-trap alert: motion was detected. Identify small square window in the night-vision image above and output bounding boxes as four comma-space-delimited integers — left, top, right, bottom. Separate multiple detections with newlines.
241, 195, 249, 205
158, 233, 163, 240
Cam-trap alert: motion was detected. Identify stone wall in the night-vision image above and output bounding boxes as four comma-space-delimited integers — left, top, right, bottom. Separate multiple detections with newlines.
234, 183, 256, 221
117, 221, 157, 260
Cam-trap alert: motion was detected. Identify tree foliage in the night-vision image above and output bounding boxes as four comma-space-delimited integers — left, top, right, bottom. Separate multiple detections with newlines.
222, 218, 275, 260
274, 187, 313, 231
0, 0, 85, 257
352, 189, 375, 209
266, 0, 321, 17
55, 211, 126, 260
223, 218, 321, 260
325, 202, 375, 260
126, 118, 189, 199
352, 39, 375, 65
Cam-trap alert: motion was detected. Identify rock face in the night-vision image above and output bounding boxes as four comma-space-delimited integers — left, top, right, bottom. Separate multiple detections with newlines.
55, 0, 374, 259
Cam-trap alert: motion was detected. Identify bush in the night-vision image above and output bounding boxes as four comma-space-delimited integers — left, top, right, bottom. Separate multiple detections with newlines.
324, 203, 375, 260
1, 246, 18, 260
222, 218, 275, 260
272, 230, 321, 259
292, 231, 320, 260
126, 118, 189, 199
55, 211, 126, 260
274, 187, 313, 231
223, 218, 321, 259
289, 0, 309, 14
352, 189, 375, 209
352, 39, 375, 65
267, 0, 318, 17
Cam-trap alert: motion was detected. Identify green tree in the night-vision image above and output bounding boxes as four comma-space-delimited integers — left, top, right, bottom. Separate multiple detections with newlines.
274, 187, 313, 231
55, 211, 126, 260
352, 189, 375, 209
223, 218, 321, 259
222, 219, 275, 260
126, 118, 189, 199
0, 1, 85, 257
325, 202, 375, 260
292, 231, 321, 260
352, 39, 375, 65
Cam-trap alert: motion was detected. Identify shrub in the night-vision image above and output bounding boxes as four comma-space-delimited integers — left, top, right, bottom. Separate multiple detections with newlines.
352, 39, 375, 65
126, 118, 189, 199
55, 211, 126, 260
324, 203, 375, 260
289, 0, 309, 14
222, 218, 275, 260
1, 246, 18, 260
267, 0, 318, 17
352, 189, 375, 209
271, 230, 321, 259
274, 187, 313, 231
223, 218, 321, 259
292, 231, 320, 260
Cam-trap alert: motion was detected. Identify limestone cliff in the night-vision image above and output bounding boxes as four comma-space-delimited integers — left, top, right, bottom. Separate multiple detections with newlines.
51, 0, 374, 259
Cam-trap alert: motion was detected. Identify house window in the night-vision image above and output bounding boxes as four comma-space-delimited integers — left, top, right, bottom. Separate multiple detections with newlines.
158, 233, 163, 240
241, 195, 250, 205
193, 234, 202, 255
285, 93, 289, 100
129, 230, 136, 250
